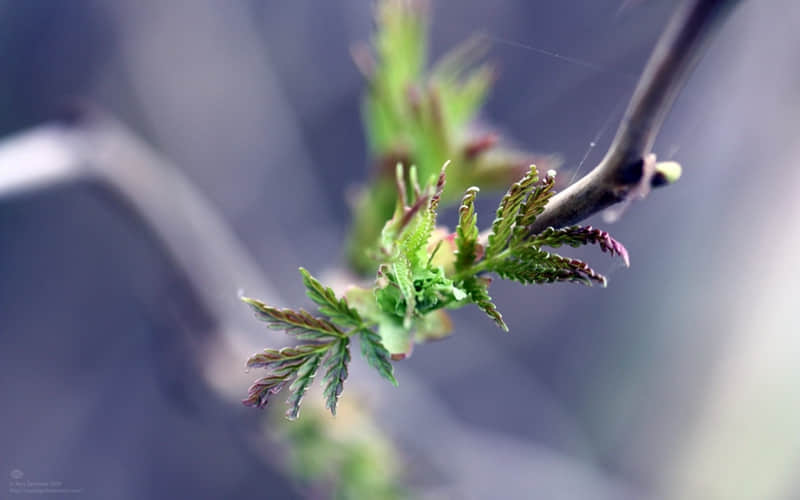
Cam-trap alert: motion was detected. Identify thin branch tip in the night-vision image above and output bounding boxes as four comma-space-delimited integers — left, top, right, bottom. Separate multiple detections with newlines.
527, 0, 738, 234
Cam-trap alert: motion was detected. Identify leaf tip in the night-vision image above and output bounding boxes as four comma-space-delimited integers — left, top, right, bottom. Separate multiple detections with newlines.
240, 296, 258, 306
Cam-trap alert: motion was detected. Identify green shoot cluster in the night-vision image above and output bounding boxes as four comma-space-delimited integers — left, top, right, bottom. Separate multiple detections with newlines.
242, 163, 628, 418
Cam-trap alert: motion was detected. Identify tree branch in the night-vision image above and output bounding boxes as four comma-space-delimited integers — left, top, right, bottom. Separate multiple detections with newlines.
527, 0, 740, 234
0, 113, 280, 350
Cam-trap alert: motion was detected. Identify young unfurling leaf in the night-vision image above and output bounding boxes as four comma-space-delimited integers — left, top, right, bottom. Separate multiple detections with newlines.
359, 329, 398, 386
531, 226, 630, 267
461, 276, 507, 331
485, 165, 540, 258
375, 162, 466, 356
453, 164, 627, 293
454, 186, 480, 271
244, 162, 630, 420
395, 162, 447, 272
511, 168, 557, 244
492, 246, 607, 287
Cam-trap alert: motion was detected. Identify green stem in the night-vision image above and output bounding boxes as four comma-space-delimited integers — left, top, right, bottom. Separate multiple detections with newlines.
451, 248, 511, 282
344, 321, 379, 337
273, 343, 334, 362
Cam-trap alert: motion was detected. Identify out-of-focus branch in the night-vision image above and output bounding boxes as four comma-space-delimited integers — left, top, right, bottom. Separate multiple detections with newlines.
0, 112, 279, 364
527, 0, 740, 234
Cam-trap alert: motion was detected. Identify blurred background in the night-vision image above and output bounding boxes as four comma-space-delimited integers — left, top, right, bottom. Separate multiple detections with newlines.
1, 0, 799, 499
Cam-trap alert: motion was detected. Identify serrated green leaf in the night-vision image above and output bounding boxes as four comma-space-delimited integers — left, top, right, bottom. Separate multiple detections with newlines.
485, 165, 539, 258
286, 353, 323, 420
322, 338, 351, 416
462, 277, 507, 331
512, 168, 556, 244
299, 268, 363, 326
492, 246, 607, 287
359, 329, 398, 386
398, 209, 434, 269
454, 186, 480, 271
394, 162, 447, 272
391, 256, 415, 327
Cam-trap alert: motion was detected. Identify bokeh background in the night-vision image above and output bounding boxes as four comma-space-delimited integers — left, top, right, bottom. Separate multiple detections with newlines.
1, 1, 799, 499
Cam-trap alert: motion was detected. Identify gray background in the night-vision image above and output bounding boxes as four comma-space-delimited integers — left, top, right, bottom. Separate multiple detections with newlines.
2, 1, 799, 499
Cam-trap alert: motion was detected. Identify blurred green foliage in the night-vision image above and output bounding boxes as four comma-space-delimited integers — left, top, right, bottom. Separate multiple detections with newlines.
274, 398, 406, 500
348, 0, 553, 273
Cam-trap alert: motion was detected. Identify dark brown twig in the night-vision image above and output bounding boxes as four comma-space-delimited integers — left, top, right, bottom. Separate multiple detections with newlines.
527, 0, 740, 234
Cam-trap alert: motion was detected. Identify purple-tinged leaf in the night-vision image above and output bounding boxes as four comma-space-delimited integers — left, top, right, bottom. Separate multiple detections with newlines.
532, 226, 629, 267
243, 297, 345, 340
242, 375, 290, 409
